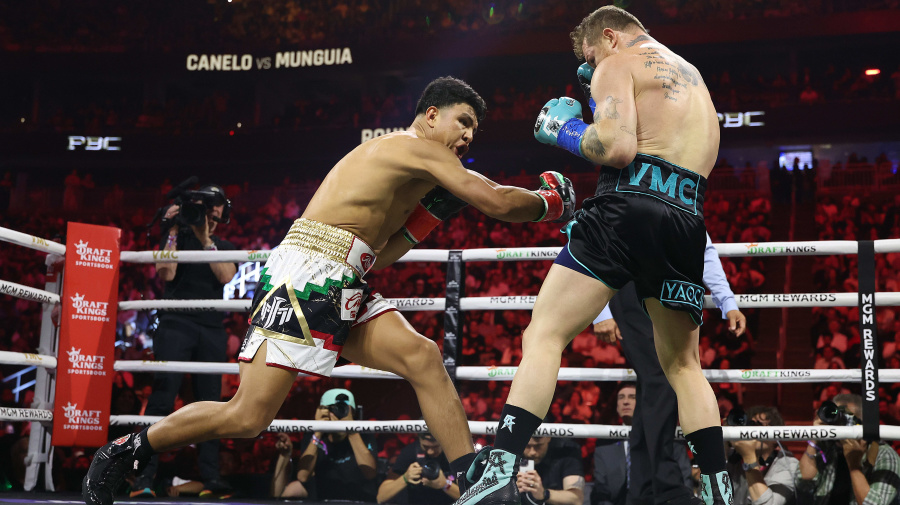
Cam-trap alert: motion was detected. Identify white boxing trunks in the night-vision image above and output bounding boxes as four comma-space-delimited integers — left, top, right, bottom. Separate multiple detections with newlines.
238, 218, 397, 377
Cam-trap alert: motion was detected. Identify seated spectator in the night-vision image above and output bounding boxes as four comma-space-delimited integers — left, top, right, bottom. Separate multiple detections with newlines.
270, 389, 377, 501
519, 433, 585, 505
799, 394, 900, 505
376, 432, 459, 504
814, 346, 846, 370
726, 405, 798, 505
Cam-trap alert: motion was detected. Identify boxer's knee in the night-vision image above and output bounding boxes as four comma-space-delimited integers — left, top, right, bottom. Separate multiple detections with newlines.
392, 335, 443, 382
522, 323, 570, 354
219, 397, 274, 438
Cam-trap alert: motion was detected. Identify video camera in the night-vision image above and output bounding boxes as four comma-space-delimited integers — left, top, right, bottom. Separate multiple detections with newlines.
155, 176, 232, 230
817, 400, 862, 426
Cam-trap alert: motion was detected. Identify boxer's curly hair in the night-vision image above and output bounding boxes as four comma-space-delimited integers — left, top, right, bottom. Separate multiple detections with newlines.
415, 76, 486, 123
570, 6, 648, 60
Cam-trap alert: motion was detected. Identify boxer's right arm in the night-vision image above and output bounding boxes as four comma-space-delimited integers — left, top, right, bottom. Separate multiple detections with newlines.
411, 143, 548, 223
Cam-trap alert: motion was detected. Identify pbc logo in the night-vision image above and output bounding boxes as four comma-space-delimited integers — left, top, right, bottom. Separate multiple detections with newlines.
67, 136, 121, 151
259, 296, 293, 329
67, 346, 106, 371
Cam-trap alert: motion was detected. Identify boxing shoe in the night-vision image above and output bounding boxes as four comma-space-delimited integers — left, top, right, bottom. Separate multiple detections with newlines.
83, 433, 148, 505
456, 445, 495, 494
698, 471, 735, 505
453, 448, 520, 505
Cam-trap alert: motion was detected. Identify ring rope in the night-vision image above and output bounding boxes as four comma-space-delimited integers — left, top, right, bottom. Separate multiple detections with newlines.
0, 350, 57, 368
0, 279, 60, 305
2, 409, 898, 442
114, 239, 900, 266
0, 226, 67, 256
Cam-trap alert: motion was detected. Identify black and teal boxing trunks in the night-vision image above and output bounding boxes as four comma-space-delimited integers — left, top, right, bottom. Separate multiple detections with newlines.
556, 153, 708, 325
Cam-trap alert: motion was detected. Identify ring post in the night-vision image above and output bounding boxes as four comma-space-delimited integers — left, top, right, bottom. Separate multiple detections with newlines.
443, 250, 464, 384
858, 240, 878, 441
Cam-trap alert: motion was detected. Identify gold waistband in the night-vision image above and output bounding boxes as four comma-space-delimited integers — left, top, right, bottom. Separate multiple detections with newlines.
279, 218, 365, 265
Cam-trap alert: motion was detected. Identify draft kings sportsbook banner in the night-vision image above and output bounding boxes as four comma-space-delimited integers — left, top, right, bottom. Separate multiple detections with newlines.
53, 222, 121, 446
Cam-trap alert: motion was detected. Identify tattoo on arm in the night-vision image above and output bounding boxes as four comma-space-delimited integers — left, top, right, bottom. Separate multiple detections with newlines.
581, 127, 607, 160
603, 96, 623, 120
620, 125, 636, 137
625, 35, 651, 48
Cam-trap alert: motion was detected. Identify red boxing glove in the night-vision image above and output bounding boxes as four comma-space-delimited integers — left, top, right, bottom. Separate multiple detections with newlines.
401, 186, 469, 244
533, 171, 575, 223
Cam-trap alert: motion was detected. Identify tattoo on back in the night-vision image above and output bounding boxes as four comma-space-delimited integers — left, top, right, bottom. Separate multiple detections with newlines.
638, 47, 702, 102
625, 35, 651, 48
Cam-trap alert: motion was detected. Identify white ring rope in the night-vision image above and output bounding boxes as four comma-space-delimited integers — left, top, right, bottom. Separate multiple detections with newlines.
103, 360, 900, 383
118, 297, 446, 312
101, 416, 898, 441
1, 410, 898, 441
116, 239, 900, 265
0, 350, 57, 369
0, 279, 60, 305
113, 292, 900, 313
0, 226, 67, 256
119, 249, 453, 264
0, 407, 54, 423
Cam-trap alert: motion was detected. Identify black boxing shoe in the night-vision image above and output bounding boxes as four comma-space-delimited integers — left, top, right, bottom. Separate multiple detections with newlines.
83, 433, 147, 505
453, 448, 520, 505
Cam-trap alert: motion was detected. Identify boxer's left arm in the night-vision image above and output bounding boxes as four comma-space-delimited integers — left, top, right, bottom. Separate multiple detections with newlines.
534, 55, 636, 168
582, 56, 638, 167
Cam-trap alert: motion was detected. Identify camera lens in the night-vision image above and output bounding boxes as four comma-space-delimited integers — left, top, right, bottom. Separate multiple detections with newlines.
328, 401, 350, 419
725, 407, 748, 426
817, 401, 841, 425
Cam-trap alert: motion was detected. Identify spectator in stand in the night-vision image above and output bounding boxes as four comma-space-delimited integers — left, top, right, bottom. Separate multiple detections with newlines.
518, 431, 585, 505
271, 389, 377, 501
799, 394, 900, 505
725, 406, 798, 505
376, 432, 461, 504
814, 346, 846, 370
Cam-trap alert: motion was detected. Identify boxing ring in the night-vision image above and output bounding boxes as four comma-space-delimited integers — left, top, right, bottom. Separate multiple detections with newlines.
2, 223, 900, 493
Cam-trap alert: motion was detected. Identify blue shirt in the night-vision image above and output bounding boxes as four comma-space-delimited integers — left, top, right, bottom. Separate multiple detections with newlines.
593, 233, 738, 323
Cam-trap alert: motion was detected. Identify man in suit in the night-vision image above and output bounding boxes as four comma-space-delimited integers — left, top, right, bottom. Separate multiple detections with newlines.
591, 384, 691, 505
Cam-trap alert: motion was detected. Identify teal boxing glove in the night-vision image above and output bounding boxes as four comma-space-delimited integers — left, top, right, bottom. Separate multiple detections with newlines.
577, 63, 597, 116
533, 97, 590, 160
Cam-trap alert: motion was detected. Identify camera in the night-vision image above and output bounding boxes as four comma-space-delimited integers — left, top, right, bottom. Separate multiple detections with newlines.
417, 454, 441, 480
817, 400, 861, 426
327, 394, 352, 419
725, 407, 760, 427
155, 177, 232, 231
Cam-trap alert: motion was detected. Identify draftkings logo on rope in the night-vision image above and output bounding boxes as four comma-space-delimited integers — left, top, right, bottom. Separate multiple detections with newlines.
74, 240, 114, 270
70, 293, 110, 322
66, 346, 107, 376
62, 402, 102, 431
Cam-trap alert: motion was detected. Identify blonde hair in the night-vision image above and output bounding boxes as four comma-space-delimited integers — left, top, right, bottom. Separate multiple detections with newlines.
570, 6, 648, 60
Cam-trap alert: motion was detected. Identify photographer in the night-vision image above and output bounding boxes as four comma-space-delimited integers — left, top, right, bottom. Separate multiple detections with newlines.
271, 389, 377, 501
132, 184, 237, 497
798, 394, 900, 505
377, 432, 460, 504
519, 434, 585, 505
725, 406, 798, 505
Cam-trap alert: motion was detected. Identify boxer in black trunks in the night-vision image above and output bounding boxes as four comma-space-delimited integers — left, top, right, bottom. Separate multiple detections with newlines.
456, 7, 733, 505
